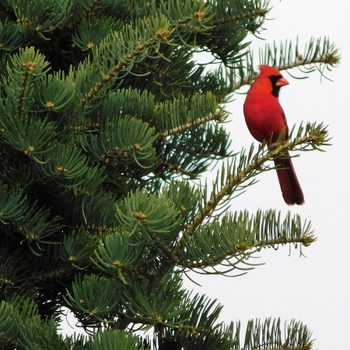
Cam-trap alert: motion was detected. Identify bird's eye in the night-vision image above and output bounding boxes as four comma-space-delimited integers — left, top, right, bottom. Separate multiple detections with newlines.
269, 74, 282, 82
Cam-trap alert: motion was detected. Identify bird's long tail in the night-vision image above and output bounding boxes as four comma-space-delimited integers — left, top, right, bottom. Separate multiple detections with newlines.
274, 153, 304, 205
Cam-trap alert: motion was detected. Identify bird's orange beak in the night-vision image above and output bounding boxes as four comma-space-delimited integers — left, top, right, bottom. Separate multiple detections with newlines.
276, 77, 289, 87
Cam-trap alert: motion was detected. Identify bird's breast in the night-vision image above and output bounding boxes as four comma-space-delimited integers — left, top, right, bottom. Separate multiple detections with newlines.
243, 93, 288, 143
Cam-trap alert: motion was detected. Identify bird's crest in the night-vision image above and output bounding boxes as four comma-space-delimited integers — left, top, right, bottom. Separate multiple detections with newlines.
259, 65, 282, 76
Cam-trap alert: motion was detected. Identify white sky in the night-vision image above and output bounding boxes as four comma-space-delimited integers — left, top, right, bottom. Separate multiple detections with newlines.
186, 1, 350, 349
61, 1, 349, 348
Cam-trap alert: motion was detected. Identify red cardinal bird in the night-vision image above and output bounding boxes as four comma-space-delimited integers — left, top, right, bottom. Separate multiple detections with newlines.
243, 65, 304, 205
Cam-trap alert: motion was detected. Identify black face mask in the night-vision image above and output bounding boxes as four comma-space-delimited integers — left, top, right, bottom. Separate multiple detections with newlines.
269, 74, 283, 97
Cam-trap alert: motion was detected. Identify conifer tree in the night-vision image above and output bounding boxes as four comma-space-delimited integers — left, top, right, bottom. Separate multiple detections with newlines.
0, 0, 339, 349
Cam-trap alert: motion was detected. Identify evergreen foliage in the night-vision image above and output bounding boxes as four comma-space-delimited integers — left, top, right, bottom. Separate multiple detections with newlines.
0, 0, 339, 349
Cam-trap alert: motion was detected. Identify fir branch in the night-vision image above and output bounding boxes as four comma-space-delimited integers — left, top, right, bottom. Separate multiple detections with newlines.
133, 59, 177, 86
231, 55, 336, 92
17, 58, 38, 116
231, 37, 340, 92
175, 208, 314, 274
3, 47, 49, 121
184, 234, 314, 270
85, 0, 103, 16
175, 123, 327, 251
80, 11, 206, 108
153, 123, 326, 281
162, 323, 217, 339
162, 161, 198, 178
212, 8, 269, 27
147, 230, 180, 264
249, 232, 315, 249
155, 293, 229, 346
69, 123, 99, 134
86, 330, 143, 348
16, 68, 30, 117
276, 51, 339, 73
160, 110, 226, 138
226, 318, 313, 350
31, 264, 73, 281
79, 36, 157, 108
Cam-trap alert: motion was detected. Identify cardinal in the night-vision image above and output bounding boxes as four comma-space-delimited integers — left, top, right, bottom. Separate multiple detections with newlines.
243, 65, 304, 205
